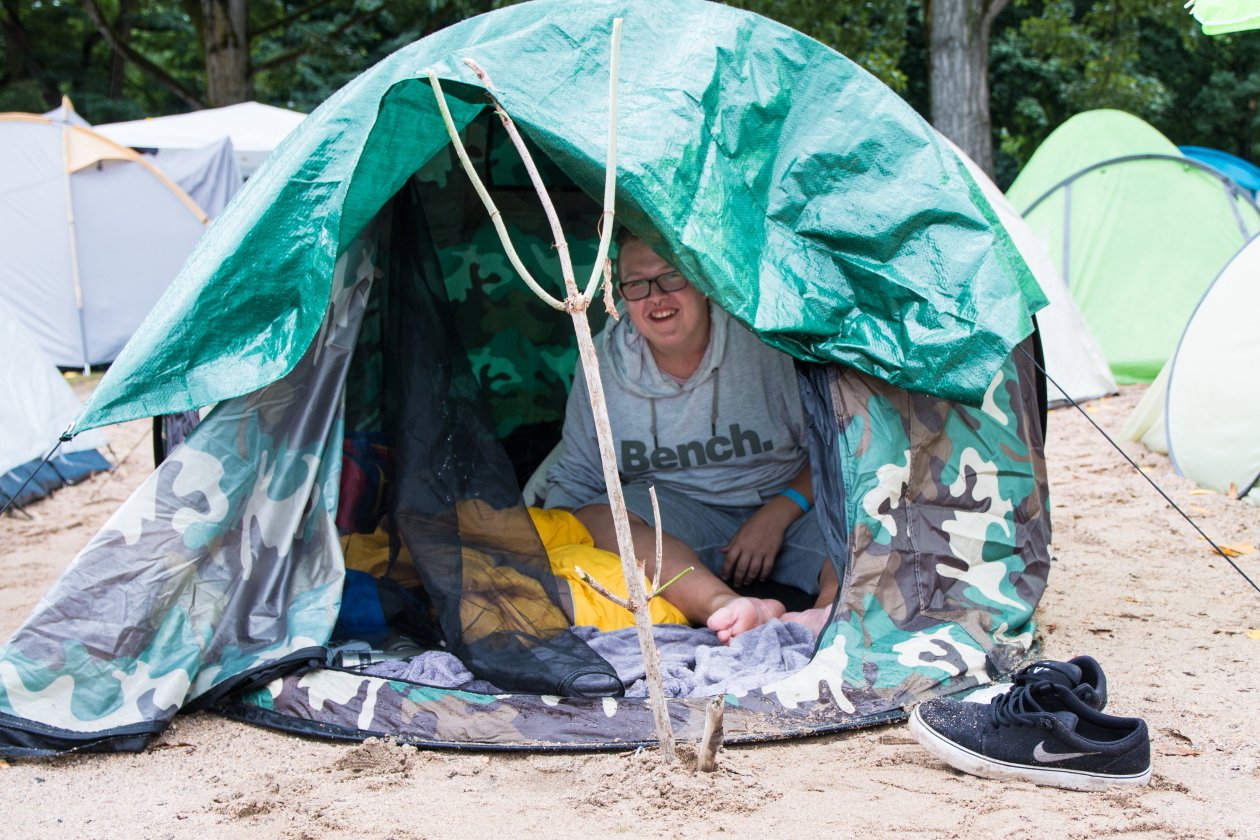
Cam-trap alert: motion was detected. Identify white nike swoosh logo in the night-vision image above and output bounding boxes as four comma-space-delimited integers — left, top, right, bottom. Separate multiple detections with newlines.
1033, 741, 1100, 763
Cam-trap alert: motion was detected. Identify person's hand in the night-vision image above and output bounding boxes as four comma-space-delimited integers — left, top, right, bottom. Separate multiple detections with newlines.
720, 501, 797, 587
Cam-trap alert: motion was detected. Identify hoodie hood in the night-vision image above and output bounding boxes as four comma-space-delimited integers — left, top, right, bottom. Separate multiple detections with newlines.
603, 301, 729, 398
546, 298, 807, 510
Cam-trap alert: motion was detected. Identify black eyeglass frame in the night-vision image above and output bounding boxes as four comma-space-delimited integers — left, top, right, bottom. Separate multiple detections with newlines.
616, 270, 689, 301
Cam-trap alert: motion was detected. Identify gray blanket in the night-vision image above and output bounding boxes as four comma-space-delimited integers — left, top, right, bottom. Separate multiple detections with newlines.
359, 620, 816, 698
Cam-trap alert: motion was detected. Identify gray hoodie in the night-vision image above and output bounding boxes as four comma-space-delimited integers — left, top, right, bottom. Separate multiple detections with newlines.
544, 303, 807, 509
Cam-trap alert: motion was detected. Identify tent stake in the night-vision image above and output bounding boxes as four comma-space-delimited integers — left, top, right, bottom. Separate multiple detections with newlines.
697, 694, 725, 772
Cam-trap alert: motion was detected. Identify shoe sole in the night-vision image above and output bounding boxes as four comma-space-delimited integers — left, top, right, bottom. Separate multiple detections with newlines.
907, 706, 1151, 792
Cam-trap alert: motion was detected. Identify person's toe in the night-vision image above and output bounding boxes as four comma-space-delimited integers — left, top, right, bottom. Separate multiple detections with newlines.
783, 606, 828, 636
707, 597, 785, 644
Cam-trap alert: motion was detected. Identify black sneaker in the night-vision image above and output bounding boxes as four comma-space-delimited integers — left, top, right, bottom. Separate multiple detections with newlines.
908, 680, 1150, 791
1011, 655, 1107, 711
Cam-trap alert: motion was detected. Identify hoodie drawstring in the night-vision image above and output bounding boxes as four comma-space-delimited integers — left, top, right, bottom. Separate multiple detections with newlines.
650, 365, 719, 449
710, 366, 719, 437
650, 398, 658, 449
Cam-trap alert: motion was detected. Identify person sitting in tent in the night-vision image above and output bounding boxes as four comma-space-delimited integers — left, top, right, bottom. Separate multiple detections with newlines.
545, 229, 838, 643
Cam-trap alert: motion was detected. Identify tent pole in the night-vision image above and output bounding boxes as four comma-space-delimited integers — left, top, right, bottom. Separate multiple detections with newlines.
1060, 182, 1071, 288
60, 123, 92, 374
1239, 469, 1260, 502
1222, 180, 1251, 239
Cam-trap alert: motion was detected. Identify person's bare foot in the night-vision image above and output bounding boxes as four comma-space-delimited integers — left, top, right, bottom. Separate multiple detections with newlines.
782, 605, 831, 638
706, 597, 786, 644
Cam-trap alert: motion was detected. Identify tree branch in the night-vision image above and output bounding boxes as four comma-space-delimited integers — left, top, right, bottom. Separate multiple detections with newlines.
982, 0, 1012, 31
573, 566, 632, 611
252, 6, 385, 75
697, 694, 725, 772
464, 57, 582, 302
646, 567, 693, 601
252, 0, 339, 38
2, 0, 46, 84
77, 0, 205, 109
428, 20, 679, 762
601, 258, 618, 318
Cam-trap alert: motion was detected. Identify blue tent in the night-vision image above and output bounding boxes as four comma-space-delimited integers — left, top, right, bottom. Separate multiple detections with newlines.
1179, 146, 1260, 198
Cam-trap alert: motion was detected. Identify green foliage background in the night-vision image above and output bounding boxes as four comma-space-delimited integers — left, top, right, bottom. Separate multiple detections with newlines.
1, 0, 1257, 187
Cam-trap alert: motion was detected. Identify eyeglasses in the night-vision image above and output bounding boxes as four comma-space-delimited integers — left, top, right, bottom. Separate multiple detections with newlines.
617, 270, 688, 301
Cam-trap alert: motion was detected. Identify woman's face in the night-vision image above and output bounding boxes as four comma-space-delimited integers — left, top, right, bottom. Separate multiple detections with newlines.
617, 238, 709, 357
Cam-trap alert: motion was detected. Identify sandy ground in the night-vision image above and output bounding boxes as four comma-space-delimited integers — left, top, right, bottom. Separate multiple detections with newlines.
1, 383, 1258, 840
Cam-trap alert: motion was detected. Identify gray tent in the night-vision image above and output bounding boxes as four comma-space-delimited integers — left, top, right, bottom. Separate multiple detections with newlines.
0, 113, 208, 370
0, 301, 110, 508
948, 142, 1115, 406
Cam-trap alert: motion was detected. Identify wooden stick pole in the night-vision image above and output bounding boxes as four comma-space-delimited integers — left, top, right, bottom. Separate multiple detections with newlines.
426, 17, 677, 761
425, 71, 565, 311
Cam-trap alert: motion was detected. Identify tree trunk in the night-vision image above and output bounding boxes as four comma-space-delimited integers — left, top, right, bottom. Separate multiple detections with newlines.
927, 0, 1009, 177
2, 0, 43, 87
202, 0, 250, 105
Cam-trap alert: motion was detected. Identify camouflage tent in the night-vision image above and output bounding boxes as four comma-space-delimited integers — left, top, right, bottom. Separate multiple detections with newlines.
0, 0, 1051, 756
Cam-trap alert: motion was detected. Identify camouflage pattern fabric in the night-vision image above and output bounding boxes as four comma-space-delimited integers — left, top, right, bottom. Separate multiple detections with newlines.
762, 340, 1050, 716
415, 117, 607, 442
0, 233, 379, 755
0, 110, 1052, 755
215, 343, 1048, 749
0, 232, 1049, 754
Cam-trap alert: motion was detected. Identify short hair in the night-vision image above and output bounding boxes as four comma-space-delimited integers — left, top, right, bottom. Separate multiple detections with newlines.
614, 224, 640, 249
612, 225, 641, 279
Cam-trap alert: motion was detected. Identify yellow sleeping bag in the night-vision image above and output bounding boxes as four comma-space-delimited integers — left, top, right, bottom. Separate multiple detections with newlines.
340, 506, 687, 634
528, 507, 688, 631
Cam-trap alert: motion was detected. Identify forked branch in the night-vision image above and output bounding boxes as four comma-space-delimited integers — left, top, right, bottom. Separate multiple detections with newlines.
426, 17, 679, 761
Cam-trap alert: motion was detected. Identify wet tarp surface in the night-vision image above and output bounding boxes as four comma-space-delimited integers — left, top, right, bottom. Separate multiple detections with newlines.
75, 0, 1042, 435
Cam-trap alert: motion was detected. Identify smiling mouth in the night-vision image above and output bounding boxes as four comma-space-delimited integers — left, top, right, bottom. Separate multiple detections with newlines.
648, 308, 678, 321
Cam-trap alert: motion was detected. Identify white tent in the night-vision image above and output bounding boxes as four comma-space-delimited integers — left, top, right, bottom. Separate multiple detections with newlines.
1124, 234, 1260, 505
95, 102, 306, 178
42, 96, 91, 128
139, 137, 242, 217
44, 98, 241, 218
0, 301, 110, 508
0, 113, 208, 370
948, 142, 1117, 406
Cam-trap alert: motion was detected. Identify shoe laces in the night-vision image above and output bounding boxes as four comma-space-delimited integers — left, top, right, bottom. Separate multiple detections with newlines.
989, 680, 1058, 730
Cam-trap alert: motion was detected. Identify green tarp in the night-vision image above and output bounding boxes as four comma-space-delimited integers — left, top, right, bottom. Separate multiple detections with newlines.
73, 0, 1042, 435
0, 0, 1056, 755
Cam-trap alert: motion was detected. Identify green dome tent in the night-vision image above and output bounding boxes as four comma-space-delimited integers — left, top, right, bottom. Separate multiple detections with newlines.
1006, 109, 1260, 384
0, 0, 1051, 755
